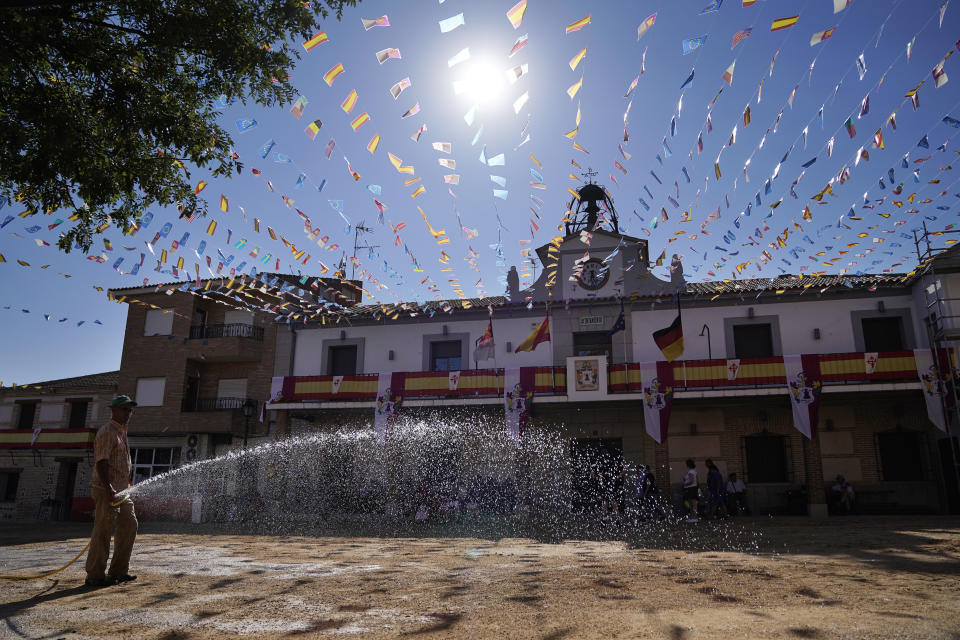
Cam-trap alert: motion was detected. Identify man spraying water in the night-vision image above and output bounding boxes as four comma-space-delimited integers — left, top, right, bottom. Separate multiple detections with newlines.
84, 395, 139, 587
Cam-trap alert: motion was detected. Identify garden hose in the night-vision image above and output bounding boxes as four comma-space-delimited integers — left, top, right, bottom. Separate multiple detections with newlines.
0, 494, 130, 580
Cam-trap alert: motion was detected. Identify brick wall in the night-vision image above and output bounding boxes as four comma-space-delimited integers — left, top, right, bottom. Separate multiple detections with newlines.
118, 291, 279, 437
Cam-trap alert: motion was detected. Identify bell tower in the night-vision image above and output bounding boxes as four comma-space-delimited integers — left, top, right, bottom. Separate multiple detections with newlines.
564, 169, 620, 236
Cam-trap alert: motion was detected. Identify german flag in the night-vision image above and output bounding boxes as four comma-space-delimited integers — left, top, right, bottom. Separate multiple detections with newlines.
770, 15, 799, 31
302, 31, 328, 52
305, 119, 322, 140
653, 314, 684, 362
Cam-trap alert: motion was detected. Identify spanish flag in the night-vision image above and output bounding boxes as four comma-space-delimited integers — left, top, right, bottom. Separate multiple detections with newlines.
770, 15, 799, 31
194, 181, 207, 194
565, 14, 591, 34
302, 31, 328, 52
653, 314, 684, 362
515, 315, 551, 353
323, 62, 345, 86
506, 0, 527, 29
350, 112, 370, 131
341, 89, 358, 113
219, 195, 228, 212
366, 134, 380, 154
205, 220, 217, 235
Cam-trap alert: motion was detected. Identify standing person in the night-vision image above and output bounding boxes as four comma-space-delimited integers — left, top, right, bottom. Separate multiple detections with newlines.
725, 472, 749, 515
85, 395, 139, 587
831, 475, 855, 514
705, 459, 727, 520
636, 464, 663, 522
682, 459, 699, 522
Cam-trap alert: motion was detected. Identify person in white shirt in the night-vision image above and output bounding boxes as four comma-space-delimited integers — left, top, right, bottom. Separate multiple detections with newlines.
725, 472, 749, 515
831, 475, 855, 514
682, 459, 699, 522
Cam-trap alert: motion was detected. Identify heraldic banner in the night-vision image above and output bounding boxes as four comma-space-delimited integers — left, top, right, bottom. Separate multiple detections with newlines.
639, 361, 674, 443
783, 354, 822, 439
374, 372, 405, 439
504, 367, 535, 440
914, 348, 947, 432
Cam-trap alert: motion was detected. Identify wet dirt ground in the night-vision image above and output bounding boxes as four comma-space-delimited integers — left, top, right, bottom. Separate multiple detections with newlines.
1, 516, 958, 639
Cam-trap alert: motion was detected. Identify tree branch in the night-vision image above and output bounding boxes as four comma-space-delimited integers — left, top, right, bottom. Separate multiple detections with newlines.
61, 15, 149, 38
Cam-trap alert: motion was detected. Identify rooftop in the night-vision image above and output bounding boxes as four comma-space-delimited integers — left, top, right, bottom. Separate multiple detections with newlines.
3, 370, 119, 392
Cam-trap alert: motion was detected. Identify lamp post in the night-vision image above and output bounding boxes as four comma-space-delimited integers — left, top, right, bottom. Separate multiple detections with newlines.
241, 399, 255, 448
699, 324, 712, 360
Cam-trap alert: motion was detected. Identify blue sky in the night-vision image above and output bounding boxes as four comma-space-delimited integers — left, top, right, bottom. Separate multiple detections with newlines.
1, 0, 957, 385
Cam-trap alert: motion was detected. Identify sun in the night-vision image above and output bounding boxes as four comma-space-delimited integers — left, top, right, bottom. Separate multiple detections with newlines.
453, 60, 505, 106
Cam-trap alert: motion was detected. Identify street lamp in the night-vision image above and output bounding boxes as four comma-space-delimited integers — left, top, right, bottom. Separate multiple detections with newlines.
241, 399, 256, 448
699, 324, 712, 360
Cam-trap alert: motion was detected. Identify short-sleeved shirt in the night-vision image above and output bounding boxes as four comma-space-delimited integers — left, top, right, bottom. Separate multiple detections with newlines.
92, 420, 131, 491
727, 479, 746, 494
683, 468, 698, 488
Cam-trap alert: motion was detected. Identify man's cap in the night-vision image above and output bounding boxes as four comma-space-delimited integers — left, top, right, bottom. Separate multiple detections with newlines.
110, 395, 138, 408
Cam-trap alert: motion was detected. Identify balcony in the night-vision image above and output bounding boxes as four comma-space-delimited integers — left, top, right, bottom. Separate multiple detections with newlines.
181, 396, 259, 413
185, 324, 265, 362
189, 323, 264, 341
270, 351, 923, 406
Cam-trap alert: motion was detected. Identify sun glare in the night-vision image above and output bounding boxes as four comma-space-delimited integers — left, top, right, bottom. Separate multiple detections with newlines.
454, 61, 504, 106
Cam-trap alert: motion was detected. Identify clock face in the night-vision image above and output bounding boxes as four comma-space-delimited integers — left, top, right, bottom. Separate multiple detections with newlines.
577, 259, 609, 290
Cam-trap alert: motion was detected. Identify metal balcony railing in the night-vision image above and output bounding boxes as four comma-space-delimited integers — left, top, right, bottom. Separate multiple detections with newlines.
269, 351, 923, 404
181, 396, 259, 413
188, 323, 264, 341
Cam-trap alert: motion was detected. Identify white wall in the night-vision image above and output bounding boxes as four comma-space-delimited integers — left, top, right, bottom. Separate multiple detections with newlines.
292, 315, 556, 376
631, 293, 918, 362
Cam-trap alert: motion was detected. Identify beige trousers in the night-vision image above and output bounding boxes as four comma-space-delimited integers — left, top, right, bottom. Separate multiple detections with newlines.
85, 486, 138, 579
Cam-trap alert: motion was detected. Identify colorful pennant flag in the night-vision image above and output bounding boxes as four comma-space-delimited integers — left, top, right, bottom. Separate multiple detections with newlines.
566, 15, 591, 34
302, 32, 328, 52
771, 15, 800, 31
323, 63, 345, 86
637, 13, 657, 40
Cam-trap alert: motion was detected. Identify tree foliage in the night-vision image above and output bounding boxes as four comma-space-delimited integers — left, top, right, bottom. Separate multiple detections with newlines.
0, 0, 357, 252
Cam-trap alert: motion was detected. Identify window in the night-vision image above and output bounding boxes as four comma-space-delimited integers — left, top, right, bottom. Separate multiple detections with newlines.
144, 308, 174, 336
573, 331, 612, 358
217, 378, 248, 402
862, 317, 904, 352
224, 310, 254, 326
877, 431, 924, 481
430, 340, 462, 371
68, 401, 88, 428
192, 308, 207, 328
16, 402, 37, 429
135, 378, 166, 407
744, 434, 788, 482
328, 345, 358, 376
733, 324, 774, 358
130, 447, 180, 484
0, 470, 19, 501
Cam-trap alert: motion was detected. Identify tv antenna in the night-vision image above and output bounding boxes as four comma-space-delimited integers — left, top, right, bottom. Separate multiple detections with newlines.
351, 221, 379, 278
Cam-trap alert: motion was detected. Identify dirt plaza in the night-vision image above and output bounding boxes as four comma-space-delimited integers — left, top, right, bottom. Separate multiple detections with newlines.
1, 516, 958, 640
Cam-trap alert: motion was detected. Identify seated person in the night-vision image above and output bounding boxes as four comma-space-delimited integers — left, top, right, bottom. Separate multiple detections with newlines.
725, 472, 749, 515
831, 475, 855, 514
